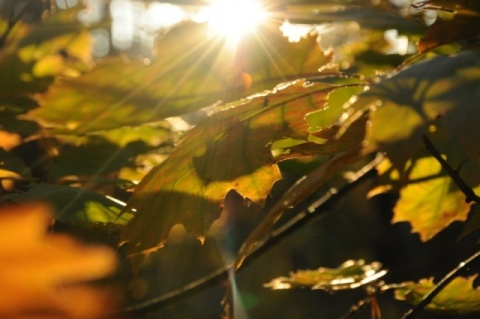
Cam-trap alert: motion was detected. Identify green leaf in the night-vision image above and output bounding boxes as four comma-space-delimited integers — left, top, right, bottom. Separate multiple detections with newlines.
395, 275, 480, 314
0, 183, 132, 226
27, 22, 333, 134
120, 80, 338, 257
264, 259, 387, 291
306, 84, 367, 132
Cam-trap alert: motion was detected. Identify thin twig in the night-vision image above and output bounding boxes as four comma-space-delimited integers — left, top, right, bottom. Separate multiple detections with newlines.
401, 249, 480, 319
341, 282, 407, 319
118, 155, 383, 315
422, 135, 480, 204
342, 295, 373, 319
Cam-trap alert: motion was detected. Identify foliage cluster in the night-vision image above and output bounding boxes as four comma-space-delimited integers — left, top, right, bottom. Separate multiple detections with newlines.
0, 0, 479, 318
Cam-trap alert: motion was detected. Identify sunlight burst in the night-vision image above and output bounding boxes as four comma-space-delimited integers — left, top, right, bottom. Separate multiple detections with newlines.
201, 0, 267, 45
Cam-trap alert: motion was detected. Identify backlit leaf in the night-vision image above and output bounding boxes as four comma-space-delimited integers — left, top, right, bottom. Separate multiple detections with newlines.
120, 80, 339, 257
393, 156, 471, 241
264, 259, 387, 291
395, 275, 480, 314
338, 47, 480, 241
306, 84, 367, 132
368, 124, 480, 241
341, 47, 480, 169
27, 23, 332, 134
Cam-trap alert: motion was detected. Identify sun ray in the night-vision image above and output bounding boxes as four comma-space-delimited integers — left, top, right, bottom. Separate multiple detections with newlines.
199, 0, 268, 47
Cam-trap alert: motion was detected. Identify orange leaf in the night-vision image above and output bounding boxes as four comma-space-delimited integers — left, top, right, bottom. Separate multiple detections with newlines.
0, 203, 119, 319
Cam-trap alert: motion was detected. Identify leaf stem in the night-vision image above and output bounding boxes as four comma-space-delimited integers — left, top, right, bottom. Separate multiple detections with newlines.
117, 154, 383, 315
422, 135, 480, 204
401, 249, 480, 319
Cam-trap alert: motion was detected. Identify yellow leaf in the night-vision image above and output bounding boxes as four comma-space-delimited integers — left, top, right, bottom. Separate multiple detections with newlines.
393, 156, 471, 241
395, 275, 480, 314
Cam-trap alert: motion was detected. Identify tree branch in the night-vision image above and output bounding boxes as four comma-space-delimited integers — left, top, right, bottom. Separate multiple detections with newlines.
0, 1, 34, 48
401, 249, 480, 319
422, 135, 480, 204
118, 154, 383, 315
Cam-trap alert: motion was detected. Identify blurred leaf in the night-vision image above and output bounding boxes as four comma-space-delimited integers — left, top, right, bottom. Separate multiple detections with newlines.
0, 203, 119, 318
418, 11, 480, 52
264, 259, 387, 291
0, 148, 30, 178
413, 0, 480, 15
17, 28, 91, 76
285, 4, 423, 33
395, 275, 480, 314
49, 136, 152, 179
121, 80, 341, 257
0, 15, 90, 138
0, 183, 132, 226
0, 23, 90, 98
27, 22, 333, 134
95, 122, 174, 148
393, 156, 472, 241
0, 97, 40, 136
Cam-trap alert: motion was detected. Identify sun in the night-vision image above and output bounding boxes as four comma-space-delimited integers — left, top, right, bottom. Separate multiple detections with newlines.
202, 0, 267, 45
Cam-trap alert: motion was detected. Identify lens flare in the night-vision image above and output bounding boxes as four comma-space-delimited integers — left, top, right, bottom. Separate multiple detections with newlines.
201, 0, 267, 45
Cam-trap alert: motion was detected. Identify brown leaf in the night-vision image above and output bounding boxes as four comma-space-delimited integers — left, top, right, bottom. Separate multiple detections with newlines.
418, 14, 480, 52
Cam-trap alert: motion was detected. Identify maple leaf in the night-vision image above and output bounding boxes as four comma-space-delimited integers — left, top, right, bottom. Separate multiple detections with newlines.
395, 275, 480, 314
392, 156, 471, 241
120, 80, 339, 258
264, 259, 387, 291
